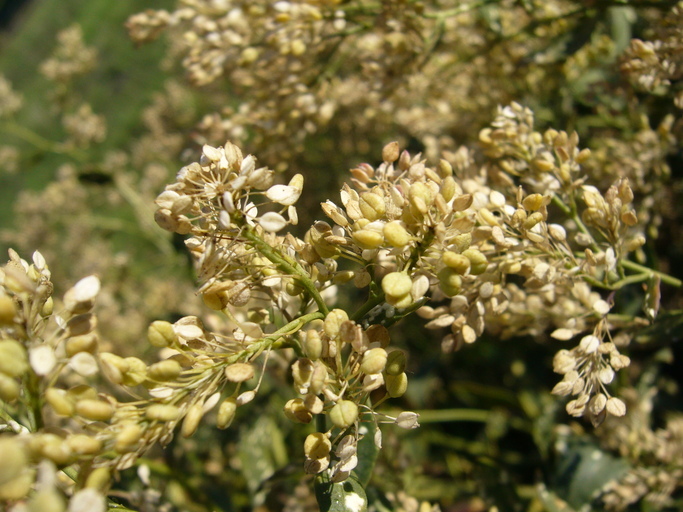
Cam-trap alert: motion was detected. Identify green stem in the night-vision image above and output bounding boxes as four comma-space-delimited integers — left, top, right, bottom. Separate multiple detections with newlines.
0, 121, 87, 161
242, 226, 329, 316
621, 260, 682, 287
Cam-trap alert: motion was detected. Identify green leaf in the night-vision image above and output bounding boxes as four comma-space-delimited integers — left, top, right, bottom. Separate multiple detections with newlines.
314, 472, 368, 512
238, 415, 288, 495
353, 422, 379, 487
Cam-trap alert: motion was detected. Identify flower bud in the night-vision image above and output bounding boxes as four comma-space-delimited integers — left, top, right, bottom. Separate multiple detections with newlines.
462, 249, 488, 275
522, 193, 545, 211
304, 330, 323, 360
440, 176, 456, 202
385, 350, 407, 376
437, 268, 462, 297
382, 141, 400, 163
148, 359, 182, 381
66, 434, 102, 455
0, 295, 17, 325
324, 309, 349, 338
359, 192, 386, 221
329, 400, 359, 428
304, 432, 331, 459
182, 403, 204, 438
523, 211, 545, 230
76, 399, 115, 422
147, 320, 178, 348
65, 333, 98, 357
382, 272, 412, 299
146, 404, 180, 422
85, 467, 111, 491
292, 358, 314, 390
385, 372, 408, 398
0, 436, 27, 486
284, 398, 313, 423
115, 424, 143, 453
202, 290, 229, 310
217, 398, 238, 429
0, 372, 19, 402
121, 357, 148, 387
452, 233, 472, 253
383, 221, 411, 247
442, 252, 470, 274
352, 229, 384, 249
0, 339, 28, 377
45, 388, 75, 416
360, 348, 388, 375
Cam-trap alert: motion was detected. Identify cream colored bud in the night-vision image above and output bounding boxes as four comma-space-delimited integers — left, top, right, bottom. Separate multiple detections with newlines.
76, 399, 115, 422
309, 362, 328, 395
352, 229, 384, 249
329, 400, 359, 428
0, 372, 19, 402
0, 295, 16, 325
149, 360, 182, 382
65, 333, 98, 356
45, 388, 74, 416
40, 435, 73, 466
224, 362, 255, 383
437, 268, 462, 297
66, 434, 102, 455
121, 357, 148, 387
304, 432, 331, 459
359, 192, 386, 221
115, 424, 143, 453
29, 488, 65, 512
360, 348, 388, 375
522, 193, 545, 211
385, 350, 407, 376
385, 372, 408, 398
462, 249, 488, 275
284, 398, 313, 423
0, 436, 27, 486
531, 156, 554, 172
440, 176, 456, 202
442, 252, 470, 274
438, 158, 453, 177
324, 309, 349, 338
409, 182, 432, 213
0, 470, 34, 501
292, 358, 315, 389
452, 233, 472, 253
182, 403, 204, 438
202, 290, 229, 310
0, 339, 28, 377
217, 397, 238, 429
523, 211, 545, 230
146, 404, 180, 422
382, 272, 412, 299
85, 467, 111, 491
382, 141, 400, 163
41, 296, 54, 317
383, 221, 411, 247
147, 320, 178, 348
304, 330, 323, 360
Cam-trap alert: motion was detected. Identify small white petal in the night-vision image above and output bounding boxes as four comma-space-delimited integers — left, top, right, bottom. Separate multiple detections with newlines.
579, 335, 600, 354
30, 345, 56, 376
68, 488, 106, 512
258, 212, 288, 232
592, 299, 611, 316
395, 411, 420, 429
174, 324, 203, 339
551, 328, 575, 341
71, 276, 101, 302
266, 184, 300, 206
69, 352, 98, 377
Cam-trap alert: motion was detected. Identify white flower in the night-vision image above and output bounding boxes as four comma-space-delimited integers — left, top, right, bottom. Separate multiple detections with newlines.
259, 212, 288, 232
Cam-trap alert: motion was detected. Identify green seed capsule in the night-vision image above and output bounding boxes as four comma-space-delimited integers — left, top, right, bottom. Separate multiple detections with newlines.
385, 350, 407, 376
147, 320, 178, 348
217, 398, 238, 429
329, 400, 359, 428
385, 372, 408, 398
304, 432, 331, 459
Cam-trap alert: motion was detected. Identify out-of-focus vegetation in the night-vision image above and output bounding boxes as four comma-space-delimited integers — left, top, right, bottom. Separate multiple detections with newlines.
1, 1, 683, 512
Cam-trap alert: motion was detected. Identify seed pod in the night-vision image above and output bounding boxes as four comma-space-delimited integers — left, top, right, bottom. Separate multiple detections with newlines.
292, 358, 314, 389
147, 320, 178, 348
304, 432, 331, 459
366, 324, 390, 348
0, 437, 27, 486
451, 233, 472, 253
76, 399, 115, 422
522, 193, 545, 211
224, 363, 255, 383
386, 372, 408, 398
29, 488, 65, 512
382, 141, 400, 163
352, 229, 384, 249
359, 192, 386, 221
383, 221, 411, 248
121, 357, 148, 387
360, 348, 388, 375
217, 398, 238, 429
385, 350, 407, 376
65, 333, 98, 356
284, 398, 313, 424
329, 400, 359, 428
85, 467, 111, 491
